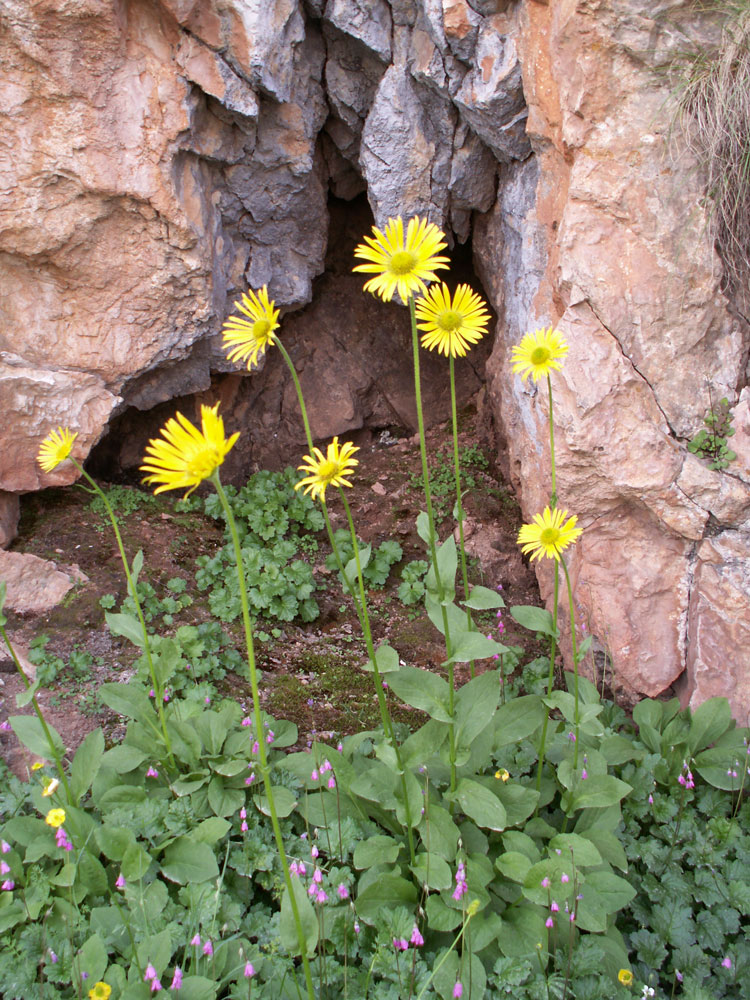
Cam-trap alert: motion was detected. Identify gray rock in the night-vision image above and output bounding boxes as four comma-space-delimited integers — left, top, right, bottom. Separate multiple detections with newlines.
324, 0, 393, 62
324, 25, 388, 133
0, 551, 88, 615
449, 123, 497, 242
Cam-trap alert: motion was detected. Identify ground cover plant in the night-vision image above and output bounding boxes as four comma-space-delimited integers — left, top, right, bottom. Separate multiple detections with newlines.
1, 215, 748, 1000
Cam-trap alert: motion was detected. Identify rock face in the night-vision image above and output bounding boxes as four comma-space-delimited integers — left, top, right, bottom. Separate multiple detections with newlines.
1, 0, 749, 720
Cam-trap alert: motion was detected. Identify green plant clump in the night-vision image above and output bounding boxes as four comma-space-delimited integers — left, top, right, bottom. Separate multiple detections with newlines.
88, 485, 159, 532
325, 530, 403, 590
687, 395, 737, 471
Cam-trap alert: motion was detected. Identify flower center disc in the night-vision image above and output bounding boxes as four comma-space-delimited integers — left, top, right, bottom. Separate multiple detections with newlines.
389, 250, 418, 275
539, 527, 560, 546
531, 346, 551, 365
437, 310, 462, 332
187, 448, 220, 480
317, 459, 338, 482
253, 319, 271, 340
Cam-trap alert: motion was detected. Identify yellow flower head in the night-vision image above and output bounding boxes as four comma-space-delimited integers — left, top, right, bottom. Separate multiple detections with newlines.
353, 216, 450, 303
45, 808, 66, 828
38, 427, 78, 473
618, 969, 634, 986
88, 983, 112, 1000
31, 761, 45, 772
510, 327, 569, 382
141, 403, 240, 498
495, 769, 510, 782
294, 437, 359, 503
42, 778, 60, 797
222, 286, 281, 370
415, 283, 491, 358
517, 507, 582, 563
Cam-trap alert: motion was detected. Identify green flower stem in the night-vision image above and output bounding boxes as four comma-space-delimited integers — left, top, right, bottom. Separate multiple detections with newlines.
560, 557, 580, 769
415, 902, 479, 1000
0, 623, 73, 805
339, 490, 417, 865
547, 373, 557, 510
449, 354, 476, 679
212, 472, 315, 1000
535, 561, 560, 801
409, 296, 457, 793
71, 461, 175, 770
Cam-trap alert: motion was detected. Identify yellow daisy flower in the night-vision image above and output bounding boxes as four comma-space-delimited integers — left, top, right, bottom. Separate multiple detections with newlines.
37, 427, 78, 473
140, 403, 240, 498
222, 286, 281, 370
88, 983, 112, 1000
414, 283, 491, 357
294, 437, 359, 503
353, 216, 450, 303
42, 778, 60, 797
517, 507, 582, 562
618, 969, 634, 986
45, 808, 66, 828
510, 328, 569, 382
31, 761, 45, 771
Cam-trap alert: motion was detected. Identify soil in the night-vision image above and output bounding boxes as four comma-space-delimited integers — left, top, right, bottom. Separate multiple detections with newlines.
0, 402, 547, 776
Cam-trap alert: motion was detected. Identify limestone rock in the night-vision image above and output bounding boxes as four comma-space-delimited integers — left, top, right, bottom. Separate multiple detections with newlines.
324, 0, 393, 63
0, 551, 88, 615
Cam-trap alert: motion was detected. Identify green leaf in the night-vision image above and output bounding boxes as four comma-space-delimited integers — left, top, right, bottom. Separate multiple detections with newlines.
387, 665, 452, 722
161, 837, 219, 884
694, 746, 747, 790
496, 851, 532, 883
510, 605, 557, 637
434, 949, 486, 1000
355, 873, 417, 924
101, 744, 149, 773
362, 642, 401, 674
409, 852, 453, 890
418, 804, 459, 862
548, 833, 602, 867
121, 841, 153, 881
494, 782, 539, 827
176, 978, 218, 1000
105, 611, 146, 648
416, 511, 432, 545
425, 535, 457, 601
455, 671, 499, 748
688, 697, 732, 752
445, 630, 506, 665
15, 679, 42, 709
256, 786, 297, 819
9, 715, 64, 759
353, 835, 402, 870
447, 778, 506, 831
78, 934, 108, 984
493, 695, 545, 748
192, 817, 232, 844
498, 905, 548, 958
71, 728, 104, 803
98, 683, 156, 728
463, 585, 505, 610
632, 699, 663, 732
566, 775, 632, 811
95, 825, 135, 862
425, 893, 462, 931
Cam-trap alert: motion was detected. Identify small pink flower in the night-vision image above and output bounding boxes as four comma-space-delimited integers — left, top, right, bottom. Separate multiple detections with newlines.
546, 916, 554, 927
327, 776, 336, 789
453, 982, 463, 998
313, 867, 322, 884
151, 978, 162, 992
115, 874, 125, 889
0, 841, 10, 853
190, 934, 201, 947
205, 696, 211, 704
311, 769, 319, 782
311, 845, 319, 859
410, 926, 424, 947
337, 742, 343, 752
170, 966, 183, 990
149, 689, 155, 698
0, 720, 11, 731
241, 821, 248, 832
244, 962, 255, 978
648, 794, 654, 804
146, 766, 159, 778
144, 963, 157, 981
266, 730, 274, 744
242, 717, 252, 727
163, 692, 170, 703
354, 921, 361, 934
550, 901, 559, 913
1, 879, 14, 890
541, 877, 550, 888
561, 873, 570, 884
48, 950, 58, 963
298, 861, 307, 876
240, 807, 247, 820
722, 957, 732, 969
252, 741, 259, 755
316, 890, 328, 904
290, 861, 299, 875
337, 883, 349, 899
0, 861, 10, 875
202, 939, 213, 957
581, 768, 588, 780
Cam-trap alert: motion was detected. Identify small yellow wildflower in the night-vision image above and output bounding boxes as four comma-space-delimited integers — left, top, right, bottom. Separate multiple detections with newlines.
88, 983, 112, 1000
42, 778, 60, 797
294, 437, 359, 503
37, 427, 78, 473
415, 282, 491, 357
222, 286, 281, 370
140, 403, 240, 498
31, 761, 45, 771
510, 327, 569, 382
517, 507, 582, 563
353, 216, 450, 303
467, 899, 480, 917
45, 808, 66, 828
495, 769, 510, 782
618, 969, 634, 986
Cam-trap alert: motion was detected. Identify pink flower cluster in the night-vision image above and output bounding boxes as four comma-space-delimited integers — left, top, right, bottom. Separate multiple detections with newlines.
452, 861, 468, 901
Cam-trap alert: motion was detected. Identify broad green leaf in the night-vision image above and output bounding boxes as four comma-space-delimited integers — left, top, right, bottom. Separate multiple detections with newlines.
176, 978, 218, 1000
98, 785, 147, 810
410, 852, 453, 890
694, 746, 748, 790
494, 782, 539, 827
362, 642, 401, 673
387, 665, 452, 722
576, 870, 636, 932
462, 585, 505, 610
418, 804, 459, 862
447, 778, 506, 831
455, 671, 499, 749
401, 718, 449, 769
632, 698, 663, 732
71, 728, 104, 803
280, 876, 318, 957
498, 905, 548, 958
15, 679, 41, 708
121, 841, 153, 881
496, 851, 532, 883
161, 837, 219, 884
493, 695, 545, 748
510, 605, 557, 637
192, 817, 231, 844
354, 835, 402, 869
416, 511, 433, 545
434, 949, 486, 1000
95, 825, 134, 862
130, 549, 144, 585
395, 768, 423, 828
426, 594, 469, 638
256, 786, 297, 819
78, 934, 107, 984
567, 775, 632, 812
548, 833, 602, 867
105, 612, 146, 648
355, 873, 417, 924
101, 744, 149, 773
688, 697, 732, 753
599, 733, 642, 765
425, 893, 462, 931
98, 683, 155, 728
77, 852, 108, 896
445, 630, 507, 665
9, 715, 64, 760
